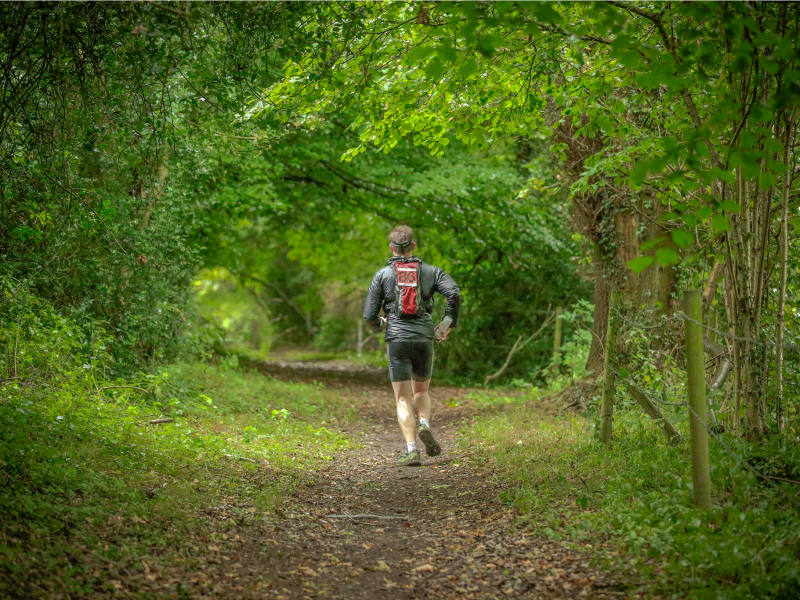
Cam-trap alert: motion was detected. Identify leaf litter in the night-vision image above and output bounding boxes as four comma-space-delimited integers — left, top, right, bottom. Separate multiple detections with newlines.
14, 363, 631, 599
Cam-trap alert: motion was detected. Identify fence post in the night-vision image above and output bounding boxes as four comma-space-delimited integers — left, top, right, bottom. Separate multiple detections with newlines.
684, 289, 712, 509
357, 318, 363, 357
550, 306, 563, 378
599, 292, 620, 445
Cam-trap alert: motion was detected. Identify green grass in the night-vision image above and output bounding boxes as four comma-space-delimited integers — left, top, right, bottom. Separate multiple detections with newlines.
464, 397, 800, 600
264, 348, 388, 369
0, 360, 355, 598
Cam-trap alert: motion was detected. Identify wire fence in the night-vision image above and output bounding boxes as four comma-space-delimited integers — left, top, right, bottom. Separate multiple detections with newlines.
616, 310, 800, 352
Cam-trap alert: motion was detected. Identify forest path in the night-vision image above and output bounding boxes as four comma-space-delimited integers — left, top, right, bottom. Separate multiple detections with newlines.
196, 361, 625, 600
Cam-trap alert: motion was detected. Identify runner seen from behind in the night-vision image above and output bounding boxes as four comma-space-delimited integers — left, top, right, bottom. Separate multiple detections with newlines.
363, 225, 462, 466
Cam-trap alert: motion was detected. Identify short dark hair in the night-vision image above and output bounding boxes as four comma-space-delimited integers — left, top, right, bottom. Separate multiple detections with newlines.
389, 225, 414, 250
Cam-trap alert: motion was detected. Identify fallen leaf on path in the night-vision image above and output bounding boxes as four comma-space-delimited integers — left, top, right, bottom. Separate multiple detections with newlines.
383, 577, 398, 589
413, 564, 435, 572
374, 560, 392, 572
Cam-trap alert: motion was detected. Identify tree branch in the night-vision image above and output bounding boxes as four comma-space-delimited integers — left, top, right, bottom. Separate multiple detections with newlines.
484, 312, 555, 385
142, 1, 189, 17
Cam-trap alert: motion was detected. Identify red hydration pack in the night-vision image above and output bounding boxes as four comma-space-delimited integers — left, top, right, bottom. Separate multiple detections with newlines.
393, 261, 424, 317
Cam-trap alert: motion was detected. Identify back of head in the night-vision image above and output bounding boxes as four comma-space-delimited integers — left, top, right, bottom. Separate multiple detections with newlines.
389, 225, 414, 254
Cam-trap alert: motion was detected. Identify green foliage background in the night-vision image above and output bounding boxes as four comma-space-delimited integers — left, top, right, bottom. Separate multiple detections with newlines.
3, 2, 800, 598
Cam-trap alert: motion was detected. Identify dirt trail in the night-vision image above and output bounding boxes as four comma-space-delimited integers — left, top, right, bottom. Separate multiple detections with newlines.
172, 361, 623, 600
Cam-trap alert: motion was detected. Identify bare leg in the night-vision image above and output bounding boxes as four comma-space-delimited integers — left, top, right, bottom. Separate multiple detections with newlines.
392, 380, 416, 444
412, 378, 431, 422
413, 378, 441, 456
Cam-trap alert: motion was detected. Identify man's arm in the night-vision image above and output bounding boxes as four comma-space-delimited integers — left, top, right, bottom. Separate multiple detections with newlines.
434, 269, 461, 327
363, 270, 385, 333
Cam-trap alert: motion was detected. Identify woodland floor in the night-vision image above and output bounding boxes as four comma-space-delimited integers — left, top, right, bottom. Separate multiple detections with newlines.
22, 361, 634, 600
128, 360, 626, 600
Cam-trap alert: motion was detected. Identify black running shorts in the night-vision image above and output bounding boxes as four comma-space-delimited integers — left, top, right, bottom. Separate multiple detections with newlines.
387, 341, 433, 382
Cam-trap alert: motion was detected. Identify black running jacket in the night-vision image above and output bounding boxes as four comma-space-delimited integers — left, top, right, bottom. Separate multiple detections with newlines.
363, 256, 462, 342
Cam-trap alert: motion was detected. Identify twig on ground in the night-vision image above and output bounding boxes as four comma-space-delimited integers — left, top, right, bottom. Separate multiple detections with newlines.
326, 513, 407, 520
758, 474, 800, 486
82, 547, 134, 577
98, 385, 151, 394
222, 454, 267, 464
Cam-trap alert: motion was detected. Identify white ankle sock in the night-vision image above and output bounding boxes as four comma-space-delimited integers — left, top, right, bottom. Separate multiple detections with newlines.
407, 441, 417, 453
420, 418, 430, 428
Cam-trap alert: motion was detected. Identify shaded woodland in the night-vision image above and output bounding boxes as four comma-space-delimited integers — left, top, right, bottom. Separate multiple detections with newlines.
2, 2, 800, 599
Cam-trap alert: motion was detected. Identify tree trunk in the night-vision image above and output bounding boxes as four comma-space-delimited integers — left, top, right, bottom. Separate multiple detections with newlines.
615, 210, 639, 303
599, 291, 621, 445
728, 167, 764, 443
684, 290, 712, 509
585, 242, 611, 374
775, 115, 795, 434
550, 307, 563, 378
723, 274, 741, 435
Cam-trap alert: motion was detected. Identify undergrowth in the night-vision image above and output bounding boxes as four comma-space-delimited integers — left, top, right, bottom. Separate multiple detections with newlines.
466, 400, 800, 600
0, 290, 355, 598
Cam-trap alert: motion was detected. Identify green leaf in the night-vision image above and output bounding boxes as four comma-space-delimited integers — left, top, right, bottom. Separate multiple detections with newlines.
671, 229, 693, 248
640, 236, 667, 252
681, 214, 697, 227
697, 206, 713, 220
758, 172, 777, 189
615, 50, 642, 70
628, 256, 655, 273
656, 248, 680, 266
458, 59, 478, 79
718, 200, 742, 213
437, 43, 458, 64
711, 214, 729, 232
406, 45, 434, 63
425, 58, 446, 79
477, 33, 502, 58
532, 2, 562, 23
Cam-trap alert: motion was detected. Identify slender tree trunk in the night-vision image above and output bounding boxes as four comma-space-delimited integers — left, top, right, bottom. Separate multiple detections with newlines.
723, 274, 741, 436
702, 260, 726, 314
775, 118, 793, 434
551, 306, 563, 378
729, 164, 764, 442
586, 243, 610, 374
599, 291, 621, 445
685, 290, 712, 509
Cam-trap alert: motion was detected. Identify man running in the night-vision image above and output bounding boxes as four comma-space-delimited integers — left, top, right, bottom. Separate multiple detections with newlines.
363, 225, 462, 466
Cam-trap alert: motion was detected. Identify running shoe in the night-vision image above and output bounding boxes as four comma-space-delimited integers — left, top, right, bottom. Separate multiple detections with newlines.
397, 449, 421, 466
418, 424, 442, 457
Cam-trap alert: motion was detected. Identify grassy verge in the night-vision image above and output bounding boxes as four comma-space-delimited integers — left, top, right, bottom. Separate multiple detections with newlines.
0, 360, 355, 598
465, 396, 800, 599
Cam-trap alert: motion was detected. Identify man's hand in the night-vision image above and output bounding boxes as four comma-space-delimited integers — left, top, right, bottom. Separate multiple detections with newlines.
379, 317, 387, 331
435, 326, 451, 342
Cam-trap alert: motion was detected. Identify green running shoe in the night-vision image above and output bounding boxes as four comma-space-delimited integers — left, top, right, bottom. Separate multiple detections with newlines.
397, 448, 421, 466
418, 424, 442, 457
